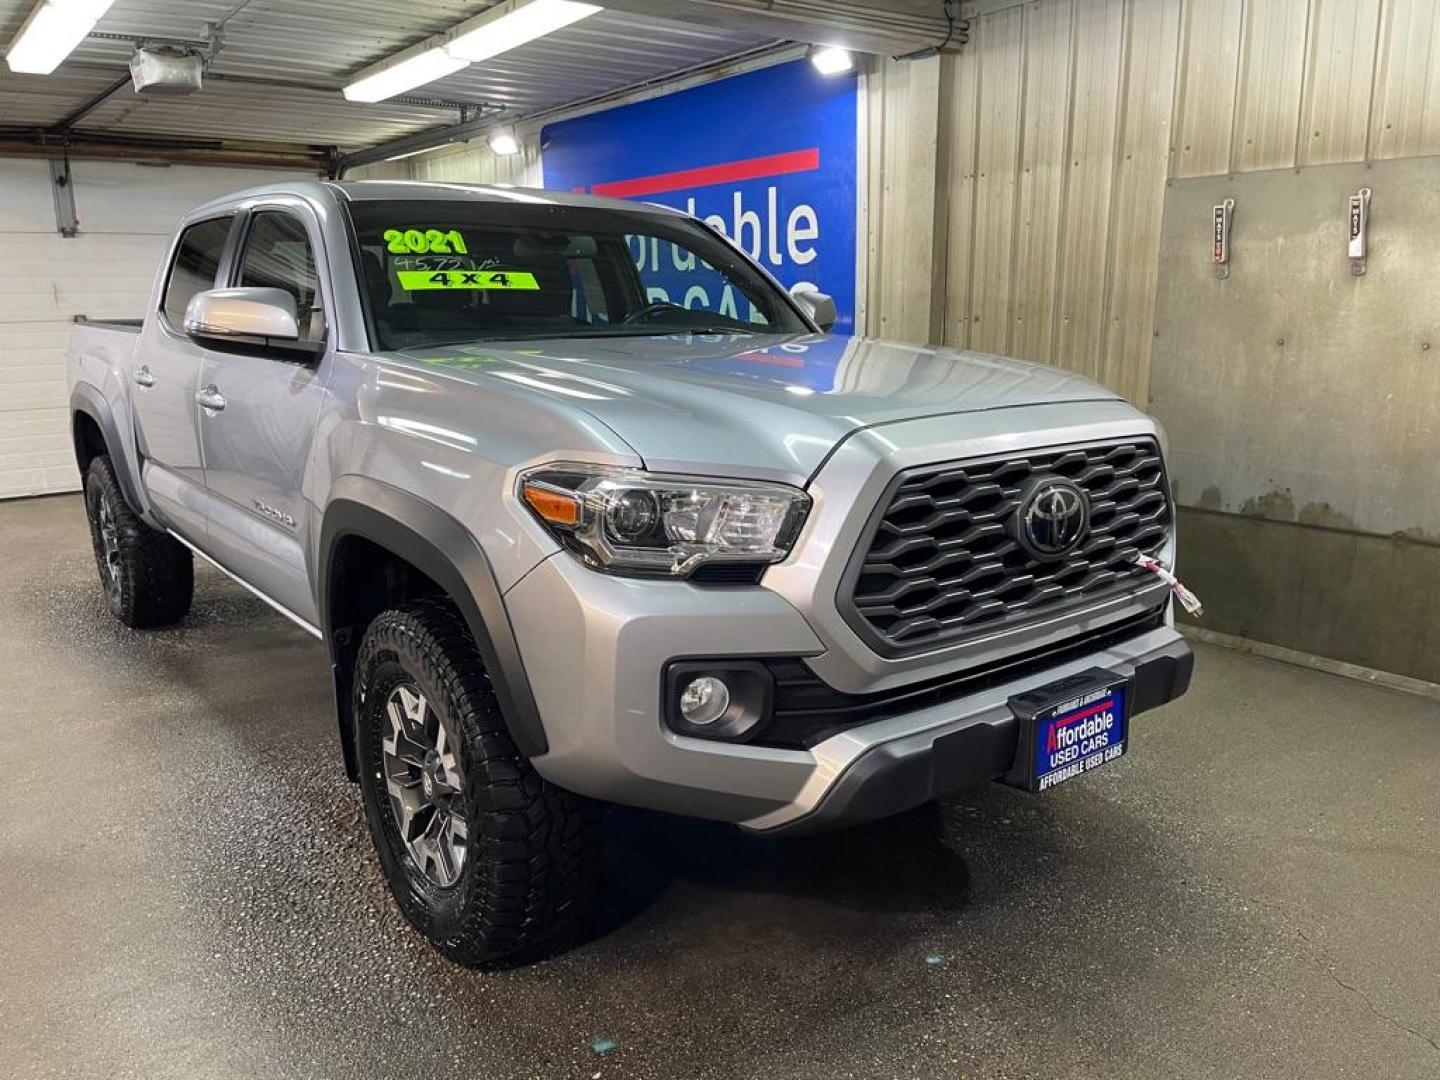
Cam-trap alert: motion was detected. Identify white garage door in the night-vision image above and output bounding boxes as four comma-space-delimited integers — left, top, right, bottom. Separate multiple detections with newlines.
0, 159, 312, 500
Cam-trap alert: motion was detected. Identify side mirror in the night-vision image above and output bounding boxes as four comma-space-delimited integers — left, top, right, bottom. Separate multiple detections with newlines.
789, 284, 837, 332
184, 287, 322, 362
184, 287, 304, 344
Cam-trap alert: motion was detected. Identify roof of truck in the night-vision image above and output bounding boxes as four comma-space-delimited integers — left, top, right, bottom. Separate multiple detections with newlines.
185, 179, 687, 218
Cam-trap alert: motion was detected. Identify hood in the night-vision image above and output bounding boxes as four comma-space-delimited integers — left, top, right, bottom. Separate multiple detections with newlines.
397, 332, 1118, 484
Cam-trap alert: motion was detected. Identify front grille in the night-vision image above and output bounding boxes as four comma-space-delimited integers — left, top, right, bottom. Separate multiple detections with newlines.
841, 439, 1171, 655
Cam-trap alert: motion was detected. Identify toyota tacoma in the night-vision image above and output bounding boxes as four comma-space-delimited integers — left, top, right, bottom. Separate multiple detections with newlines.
67, 180, 1193, 965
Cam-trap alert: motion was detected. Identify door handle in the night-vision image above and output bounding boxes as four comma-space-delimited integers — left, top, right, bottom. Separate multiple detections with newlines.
134, 365, 156, 388
195, 385, 226, 412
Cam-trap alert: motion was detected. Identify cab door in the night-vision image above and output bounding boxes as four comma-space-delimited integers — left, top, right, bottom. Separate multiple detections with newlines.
195, 206, 331, 626
131, 215, 235, 541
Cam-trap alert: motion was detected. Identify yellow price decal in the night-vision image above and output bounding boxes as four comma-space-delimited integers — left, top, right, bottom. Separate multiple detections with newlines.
383, 228, 469, 255
396, 269, 541, 291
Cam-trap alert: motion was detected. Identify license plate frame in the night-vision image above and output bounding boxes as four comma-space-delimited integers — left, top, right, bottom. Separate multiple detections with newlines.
1004, 668, 1129, 793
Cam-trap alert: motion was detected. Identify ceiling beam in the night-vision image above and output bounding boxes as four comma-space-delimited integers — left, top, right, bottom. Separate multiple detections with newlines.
0, 129, 331, 171
333, 104, 507, 174
48, 73, 131, 133
598, 0, 957, 56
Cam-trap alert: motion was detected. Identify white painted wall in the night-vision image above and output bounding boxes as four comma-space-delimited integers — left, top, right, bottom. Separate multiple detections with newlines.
0, 159, 309, 500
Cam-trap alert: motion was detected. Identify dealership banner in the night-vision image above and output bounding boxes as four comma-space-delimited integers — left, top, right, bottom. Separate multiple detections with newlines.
540, 59, 859, 334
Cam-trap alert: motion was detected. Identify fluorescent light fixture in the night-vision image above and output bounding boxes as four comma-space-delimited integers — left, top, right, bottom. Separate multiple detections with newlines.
342, 0, 600, 103
384, 145, 447, 162
446, 0, 601, 63
809, 46, 854, 76
343, 46, 469, 103
6, 0, 117, 75
487, 128, 520, 156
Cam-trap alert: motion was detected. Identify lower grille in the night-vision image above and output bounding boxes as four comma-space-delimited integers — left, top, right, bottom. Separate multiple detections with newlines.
755, 608, 1167, 750
841, 439, 1171, 656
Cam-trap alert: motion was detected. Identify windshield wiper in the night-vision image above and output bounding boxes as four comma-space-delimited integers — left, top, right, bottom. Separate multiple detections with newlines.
416, 325, 765, 346
502, 327, 759, 341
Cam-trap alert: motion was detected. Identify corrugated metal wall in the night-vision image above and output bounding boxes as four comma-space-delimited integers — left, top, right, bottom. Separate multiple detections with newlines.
863, 55, 946, 342
349, 137, 543, 186
868, 0, 1440, 404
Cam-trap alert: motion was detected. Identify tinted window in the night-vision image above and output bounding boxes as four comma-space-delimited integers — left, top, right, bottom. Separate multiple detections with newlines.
161, 217, 231, 327
347, 200, 808, 351
238, 212, 324, 342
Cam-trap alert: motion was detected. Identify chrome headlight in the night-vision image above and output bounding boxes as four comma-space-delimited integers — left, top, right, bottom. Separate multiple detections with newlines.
518, 463, 811, 577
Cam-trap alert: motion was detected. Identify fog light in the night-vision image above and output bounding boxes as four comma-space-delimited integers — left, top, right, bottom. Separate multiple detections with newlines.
665, 661, 773, 742
679, 676, 730, 726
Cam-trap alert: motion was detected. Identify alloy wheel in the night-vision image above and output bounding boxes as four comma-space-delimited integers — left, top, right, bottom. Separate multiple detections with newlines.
96, 494, 121, 599
381, 683, 469, 887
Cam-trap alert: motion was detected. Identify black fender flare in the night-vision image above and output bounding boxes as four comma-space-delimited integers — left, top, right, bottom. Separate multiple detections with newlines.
317, 480, 548, 777
69, 385, 148, 516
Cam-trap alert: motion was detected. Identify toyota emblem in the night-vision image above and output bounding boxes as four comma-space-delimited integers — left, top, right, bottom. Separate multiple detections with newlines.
1015, 477, 1090, 560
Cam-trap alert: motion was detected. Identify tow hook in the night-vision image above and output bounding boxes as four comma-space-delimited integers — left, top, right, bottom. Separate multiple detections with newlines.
1135, 554, 1203, 617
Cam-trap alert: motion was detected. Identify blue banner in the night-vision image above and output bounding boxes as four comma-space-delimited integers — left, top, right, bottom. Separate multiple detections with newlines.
540, 59, 858, 333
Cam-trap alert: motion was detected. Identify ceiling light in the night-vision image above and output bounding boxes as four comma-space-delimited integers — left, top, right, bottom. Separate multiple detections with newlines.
6, 0, 118, 75
343, 46, 469, 103
809, 46, 854, 76
341, 0, 600, 104
446, 0, 601, 63
488, 128, 520, 156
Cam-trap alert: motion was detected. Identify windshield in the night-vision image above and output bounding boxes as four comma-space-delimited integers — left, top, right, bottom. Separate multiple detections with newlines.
347, 198, 810, 350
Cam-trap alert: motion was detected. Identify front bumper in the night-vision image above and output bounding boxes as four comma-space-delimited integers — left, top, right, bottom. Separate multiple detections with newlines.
505, 550, 1192, 833
742, 633, 1192, 835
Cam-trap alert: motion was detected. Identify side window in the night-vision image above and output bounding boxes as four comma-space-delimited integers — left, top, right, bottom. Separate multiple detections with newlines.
238, 211, 324, 342
161, 217, 232, 328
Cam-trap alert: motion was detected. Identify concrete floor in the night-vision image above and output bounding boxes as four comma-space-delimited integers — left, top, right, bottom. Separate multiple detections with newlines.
1, 493, 1437, 1080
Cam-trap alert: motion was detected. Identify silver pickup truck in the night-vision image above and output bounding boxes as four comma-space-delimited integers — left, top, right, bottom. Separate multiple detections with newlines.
68, 180, 1192, 965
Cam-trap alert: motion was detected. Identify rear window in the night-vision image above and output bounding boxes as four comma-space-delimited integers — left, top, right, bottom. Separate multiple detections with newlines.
161, 217, 232, 328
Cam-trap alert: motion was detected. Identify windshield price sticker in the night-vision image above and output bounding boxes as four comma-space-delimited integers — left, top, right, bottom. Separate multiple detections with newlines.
397, 269, 540, 291
384, 228, 469, 255
391, 255, 476, 273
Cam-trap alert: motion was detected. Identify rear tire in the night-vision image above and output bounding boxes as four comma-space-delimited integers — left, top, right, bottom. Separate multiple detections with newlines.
83, 455, 193, 628
353, 598, 602, 967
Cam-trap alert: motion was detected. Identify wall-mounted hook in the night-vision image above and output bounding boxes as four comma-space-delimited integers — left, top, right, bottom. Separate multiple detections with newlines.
1213, 198, 1234, 279
1348, 187, 1371, 277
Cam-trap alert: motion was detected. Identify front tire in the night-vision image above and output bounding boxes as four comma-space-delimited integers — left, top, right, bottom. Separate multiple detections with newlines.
353, 599, 601, 966
83, 455, 193, 628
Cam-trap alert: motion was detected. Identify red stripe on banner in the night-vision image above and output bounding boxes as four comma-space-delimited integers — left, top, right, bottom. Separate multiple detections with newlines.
1045, 696, 1117, 753
590, 148, 820, 198
733, 351, 805, 369
1055, 697, 1115, 727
